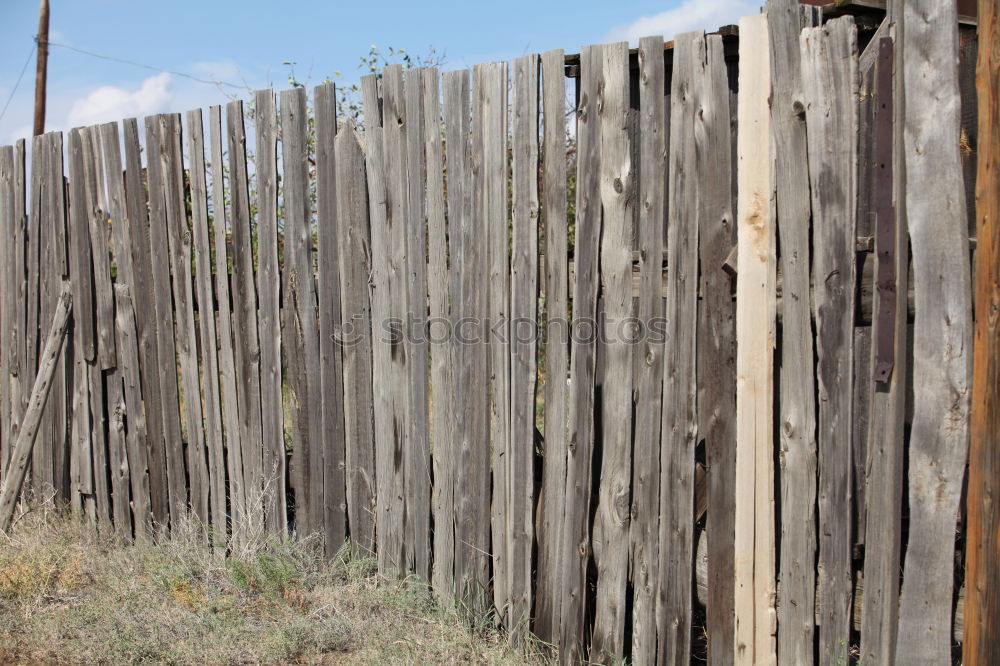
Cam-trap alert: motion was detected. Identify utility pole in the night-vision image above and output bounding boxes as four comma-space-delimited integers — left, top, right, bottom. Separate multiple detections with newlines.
32, 0, 50, 136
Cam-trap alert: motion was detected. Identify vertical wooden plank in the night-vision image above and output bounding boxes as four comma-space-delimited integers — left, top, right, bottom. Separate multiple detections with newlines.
0, 145, 14, 473
113, 283, 151, 538
423, 67, 455, 598
30, 133, 53, 493
208, 105, 245, 532
479, 60, 511, 618
2, 141, 27, 472
558, 44, 602, 664
254, 89, 286, 536
859, 34, 906, 666
186, 109, 227, 535
361, 73, 405, 577
106, 359, 131, 536
656, 32, 704, 666
765, 2, 819, 661
534, 48, 569, 646
280, 87, 322, 539
700, 33, 738, 666
314, 82, 348, 555
226, 100, 264, 533
443, 68, 490, 611
801, 18, 858, 665
334, 121, 376, 557
12, 138, 26, 454
144, 115, 189, 525
964, 0, 1000, 661
403, 69, 431, 580
896, 0, 974, 662
121, 118, 168, 529
735, 13, 777, 666
162, 114, 209, 526
508, 52, 538, 640
591, 40, 634, 662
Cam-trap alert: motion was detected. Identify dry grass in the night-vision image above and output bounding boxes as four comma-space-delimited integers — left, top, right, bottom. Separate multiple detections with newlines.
0, 501, 550, 665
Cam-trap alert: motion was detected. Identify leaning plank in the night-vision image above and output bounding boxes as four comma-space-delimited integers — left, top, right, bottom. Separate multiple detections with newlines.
766, 1, 820, 661
186, 108, 228, 537
443, 68, 490, 612
254, 89, 286, 536
896, 0, 974, 662
699, 33, 738, 666
361, 73, 405, 577
479, 60, 511, 618
964, 0, 1000, 661
208, 105, 245, 533
226, 100, 265, 533
403, 69, 431, 581
422, 67, 455, 600
591, 40, 634, 662
144, 115, 190, 526
314, 82, 348, 554
801, 18, 858, 665
0, 287, 71, 532
534, 48, 569, 646
508, 52, 538, 642
122, 118, 169, 529
334, 121, 376, 557
280, 87, 323, 539
558, 44, 602, 664
735, 13, 777, 666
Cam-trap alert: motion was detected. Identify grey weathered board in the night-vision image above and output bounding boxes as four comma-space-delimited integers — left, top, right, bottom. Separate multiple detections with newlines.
559, 44, 602, 664
0, 145, 16, 472
896, 0, 974, 663
534, 47, 569, 647
508, 52, 538, 641
334, 120, 376, 557
186, 109, 227, 537
698, 32, 738, 666
314, 82, 348, 555
766, 1, 820, 662
592, 39, 634, 663
226, 100, 264, 533
254, 89, 286, 536
801, 17, 858, 665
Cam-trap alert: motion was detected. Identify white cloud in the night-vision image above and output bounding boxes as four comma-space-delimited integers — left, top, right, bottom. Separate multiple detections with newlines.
66, 71, 173, 128
604, 0, 757, 46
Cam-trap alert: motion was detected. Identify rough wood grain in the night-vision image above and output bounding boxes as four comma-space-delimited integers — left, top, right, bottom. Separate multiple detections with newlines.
143, 116, 188, 526
334, 121, 376, 557
403, 69, 431, 581
0, 287, 71, 532
896, 0, 974, 662
208, 105, 245, 533
422, 67, 455, 601
765, 2, 820, 661
314, 82, 348, 555
696, 33, 738, 666
508, 53, 538, 641
186, 108, 227, 536
558, 44, 602, 664
964, 1, 1000, 662
361, 73, 404, 577
226, 100, 264, 533
735, 14, 777, 666
122, 117, 169, 529
281, 87, 323, 540
0, 145, 15, 472
801, 18, 858, 664
534, 48, 569, 646
254, 89, 286, 536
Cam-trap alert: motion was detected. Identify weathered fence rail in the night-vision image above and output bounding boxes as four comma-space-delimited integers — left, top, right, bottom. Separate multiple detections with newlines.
0, 1, 982, 663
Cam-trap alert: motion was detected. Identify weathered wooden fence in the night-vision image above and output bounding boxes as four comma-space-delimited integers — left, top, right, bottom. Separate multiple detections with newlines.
0, 0, 981, 663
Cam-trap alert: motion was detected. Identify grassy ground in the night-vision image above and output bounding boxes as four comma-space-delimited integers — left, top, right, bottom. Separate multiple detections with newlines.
0, 502, 549, 665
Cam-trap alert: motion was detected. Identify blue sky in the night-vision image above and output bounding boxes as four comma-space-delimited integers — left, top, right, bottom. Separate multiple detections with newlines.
0, 0, 756, 144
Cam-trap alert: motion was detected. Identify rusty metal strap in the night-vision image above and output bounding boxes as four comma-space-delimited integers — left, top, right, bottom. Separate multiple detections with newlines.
872, 36, 896, 383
